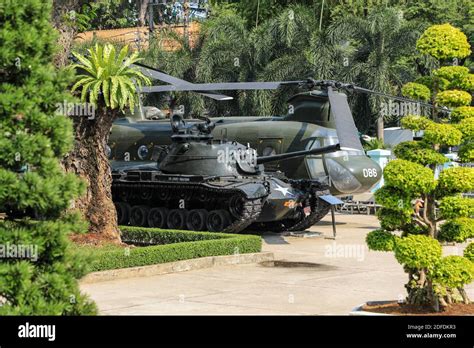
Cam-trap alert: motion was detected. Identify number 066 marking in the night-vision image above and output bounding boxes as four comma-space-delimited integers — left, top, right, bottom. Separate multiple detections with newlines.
363, 168, 378, 178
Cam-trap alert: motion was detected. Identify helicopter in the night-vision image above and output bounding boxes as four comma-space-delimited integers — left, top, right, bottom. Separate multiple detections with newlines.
108, 63, 427, 198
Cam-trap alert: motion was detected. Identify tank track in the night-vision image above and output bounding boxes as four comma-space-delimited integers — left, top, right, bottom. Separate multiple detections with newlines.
112, 182, 264, 234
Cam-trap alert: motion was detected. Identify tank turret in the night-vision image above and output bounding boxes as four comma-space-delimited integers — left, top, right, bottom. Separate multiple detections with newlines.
159, 115, 340, 176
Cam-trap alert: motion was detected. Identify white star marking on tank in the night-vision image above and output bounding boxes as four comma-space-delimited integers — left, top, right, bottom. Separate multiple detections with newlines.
274, 183, 293, 197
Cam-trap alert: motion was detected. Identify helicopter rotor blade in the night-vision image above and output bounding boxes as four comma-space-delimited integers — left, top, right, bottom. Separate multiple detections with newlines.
350, 85, 437, 109
327, 86, 364, 152
132, 63, 234, 101
140, 80, 305, 93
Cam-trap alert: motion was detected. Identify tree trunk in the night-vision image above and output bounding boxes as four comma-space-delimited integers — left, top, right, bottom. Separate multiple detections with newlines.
138, 0, 149, 27
52, 0, 80, 68
62, 108, 121, 242
376, 116, 384, 141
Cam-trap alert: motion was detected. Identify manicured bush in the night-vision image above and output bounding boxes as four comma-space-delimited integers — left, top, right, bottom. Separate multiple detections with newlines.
394, 235, 442, 269
384, 159, 436, 195
416, 24, 471, 60
433, 66, 469, 85
424, 123, 463, 146
439, 196, 474, 219
374, 186, 413, 211
415, 76, 450, 91
436, 90, 472, 108
464, 243, 474, 262
458, 142, 474, 163
437, 167, 474, 195
393, 141, 448, 166
366, 229, 397, 252
376, 208, 412, 231
79, 227, 262, 272
438, 218, 474, 243
455, 117, 474, 139
400, 115, 433, 131
458, 74, 474, 91
451, 106, 474, 122
430, 256, 474, 289
401, 82, 431, 101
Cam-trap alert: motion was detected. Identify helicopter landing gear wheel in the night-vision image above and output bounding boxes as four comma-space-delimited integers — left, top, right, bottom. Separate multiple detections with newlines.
229, 195, 245, 219
186, 209, 208, 231
130, 205, 150, 226
167, 209, 188, 230
147, 207, 169, 228
115, 202, 131, 225
207, 210, 232, 232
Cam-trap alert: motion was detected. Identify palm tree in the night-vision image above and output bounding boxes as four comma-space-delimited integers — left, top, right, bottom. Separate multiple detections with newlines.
328, 7, 422, 138
64, 44, 150, 242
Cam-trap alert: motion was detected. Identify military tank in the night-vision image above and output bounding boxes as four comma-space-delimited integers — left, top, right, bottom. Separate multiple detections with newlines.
111, 115, 340, 233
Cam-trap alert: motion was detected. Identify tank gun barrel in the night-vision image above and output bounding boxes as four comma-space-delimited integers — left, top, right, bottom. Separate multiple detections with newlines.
257, 144, 340, 165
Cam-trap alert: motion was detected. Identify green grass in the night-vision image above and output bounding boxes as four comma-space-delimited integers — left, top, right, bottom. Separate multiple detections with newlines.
75, 226, 262, 272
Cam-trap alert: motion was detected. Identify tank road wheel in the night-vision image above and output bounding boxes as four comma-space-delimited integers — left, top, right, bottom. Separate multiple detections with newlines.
140, 190, 153, 201
158, 188, 171, 201
186, 209, 208, 231
130, 205, 150, 227
167, 209, 188, 230
148, 207, 169, 228
207, 210, 232, 232
229, 194, 246, 219
196, 190, 210, 203
119, 189, 132, 202
115, 202, 131, 225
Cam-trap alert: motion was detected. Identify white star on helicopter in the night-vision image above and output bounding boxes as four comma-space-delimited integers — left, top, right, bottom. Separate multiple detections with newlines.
274, 183, 294, 197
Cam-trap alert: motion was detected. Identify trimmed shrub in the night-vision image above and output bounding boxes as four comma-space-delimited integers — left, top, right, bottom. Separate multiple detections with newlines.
455, 117, 474, 139
458, 142, 474, 163
78, 227, 263, 272
416, 24, 471, 60
374, 186, 413, 211
464, 243, 474, 262
401, 82, 431, 101
393, 141, 448, 166
438, 218, 474, 243
433, 66, 469, 82
431, 256, 474, 289
376, 208, 412, 231
424, 123, 463, 146
384, 159, 436, 195
439, 196, 474, 219
458, 74, 474, 91
436, 90, 472, 108
415, 76, 450, 91
394, 235, 442, 269
366, 229, 397, 252
451, 106, 474, 122
437, 167, 474, 195
401, 115, 433, 131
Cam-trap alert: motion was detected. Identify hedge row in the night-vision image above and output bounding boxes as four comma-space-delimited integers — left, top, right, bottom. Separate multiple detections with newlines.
81, 227, 262, 272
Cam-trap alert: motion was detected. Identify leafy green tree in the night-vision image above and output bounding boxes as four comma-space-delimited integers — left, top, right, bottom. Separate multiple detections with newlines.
402, 24, 472, 162
368, 113, 474, 310
0, 0, 96, 314
329, 7, 423, 138
65, 43, 150, 241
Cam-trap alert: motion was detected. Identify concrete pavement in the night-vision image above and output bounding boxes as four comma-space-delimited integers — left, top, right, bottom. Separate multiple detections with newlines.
80, 214, 474, 315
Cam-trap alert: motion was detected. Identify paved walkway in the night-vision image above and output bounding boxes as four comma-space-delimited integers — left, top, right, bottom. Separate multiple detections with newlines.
80, 214, 474, 315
